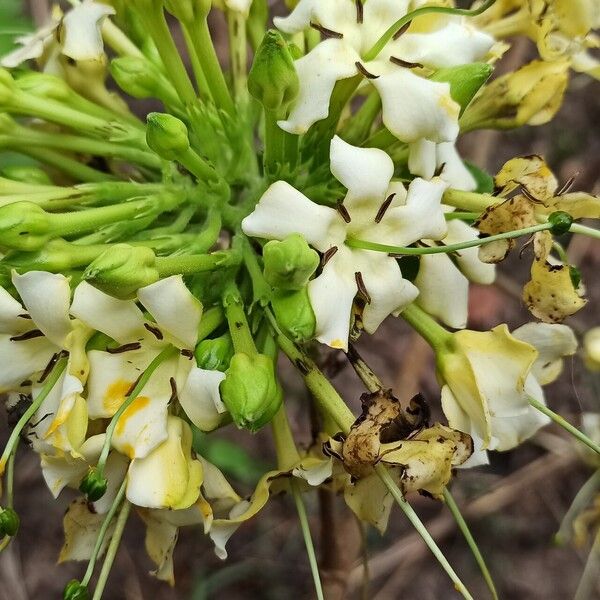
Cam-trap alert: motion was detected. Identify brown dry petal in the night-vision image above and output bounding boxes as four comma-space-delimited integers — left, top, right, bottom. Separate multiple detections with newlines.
495, 155, 558, 200
138, 510, 178, 585
572, 496, 600, 549
475, 194, 538, 263
523, 231, 587, 322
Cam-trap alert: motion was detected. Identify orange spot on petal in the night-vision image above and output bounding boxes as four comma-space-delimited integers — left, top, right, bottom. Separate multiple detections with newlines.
104, 379, 134, 415
115, 396, 150, 437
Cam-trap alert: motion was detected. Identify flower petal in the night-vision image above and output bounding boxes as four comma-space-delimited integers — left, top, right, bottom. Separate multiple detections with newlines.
436, 142, 477, 191
273, 0, 317, 33
0, 286, 28, 334
12, 271, 72, 347
242, 180, 344, 252
408, 139, 437, 180
308, 245, 357, 350
277, 39, 360, 135
179, 367, 227, 432
372, 69, 460, 143
357, 251, 419, 333
71, 281, 146, 343
0, 334, 57, 392
445, 220, 496, 285
138, 275, 202, 349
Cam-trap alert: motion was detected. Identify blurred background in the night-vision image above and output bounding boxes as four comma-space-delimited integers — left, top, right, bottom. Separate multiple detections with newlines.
1, 1, 600, 598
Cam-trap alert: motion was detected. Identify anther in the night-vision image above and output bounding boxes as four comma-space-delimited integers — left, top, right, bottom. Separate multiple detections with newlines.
375, 193, 396, 223
389, 56, 423, 69
355, 272, 372, 304
336, 201, 351, 223
310, 22, 344, 39
322, 246, 339, 267
355, 61, 379, 79
355, 0, 364, 23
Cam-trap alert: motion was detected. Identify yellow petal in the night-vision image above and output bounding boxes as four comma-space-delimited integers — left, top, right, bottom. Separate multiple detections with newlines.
495, 155, 558, 199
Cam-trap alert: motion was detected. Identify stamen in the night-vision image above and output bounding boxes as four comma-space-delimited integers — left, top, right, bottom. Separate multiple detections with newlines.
322, 246, 338, 268
125, 374, 143, 397
10, 329, 44, 342
168, 377, 178, 404
38, 351, 67, 384
392, 21, 412, 40
375, 193, 396, 223
181, 349, 194, 359
106, 342, 142, 354
310, 21, 343, 39
355, 61, 379, 79
434, 162, 447, 177
336, 201, 352, 223
18, 313, 31, 320
143, 323, 164, 340
355, 0, 364, 23
557, 175, 577, 196
520, 186, 544, 205
389, 56, 424, 69
355, 272, 372, 304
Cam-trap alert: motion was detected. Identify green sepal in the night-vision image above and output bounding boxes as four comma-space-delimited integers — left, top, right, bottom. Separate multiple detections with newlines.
271, 288, 316, 342
63, 580, 90, 600
195, 333, 234, 371
263, 233, 319, 290
78, 467, 108, 502
431, 63, 493, 115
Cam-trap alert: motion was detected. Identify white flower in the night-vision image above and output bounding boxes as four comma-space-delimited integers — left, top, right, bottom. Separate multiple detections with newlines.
438, 322, 577, 466
274, 0, 494, 145
70, 276, 204, 459
243, 136, 448, 350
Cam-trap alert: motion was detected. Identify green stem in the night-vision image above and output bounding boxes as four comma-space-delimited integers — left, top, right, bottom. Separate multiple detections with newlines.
364, 0, 497, 61
189, 207, 222, 253
228, 10, 248, 101
570, 223, 600, 241
443, 489, 498, 600
5, 440, 18, 507
81, 478, 128, 587
178, 147, 221, 183
347, 223, 552, 255
155, 250, 240, 277
291, 479, 325, 600
341, 91, 382, 145
271, 407, 301, 470
0, 358, 67, 474
375, 465, 474, 600
362, 127, 398, 150
528, 397, 600, 456
224, 284, 257, 356
240, 236, 271, 307
181, 27, 212, 101
446, 212, 480, 221
264, 110, 285, 178
102, 20, 145, 59
401, 303, 452, 350
443, 188, 495, 212
92, 499, 131, 600
96, 346, 178, 474
197, 306, 225, 343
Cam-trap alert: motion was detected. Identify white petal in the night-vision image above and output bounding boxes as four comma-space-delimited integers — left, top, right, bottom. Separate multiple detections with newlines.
92, 452, 129, 514
60, 1, 115, 61
415, 254, 469, 329
445, 220, 496, 285
292, 458, 333, 486
0, 334, 57, 392
0, 287, 28, 334
223, 0, 252, 16
330, 136, 394, 221
512, 323, 577, 385
360, 177, 448, 246
436, 142, 477, 191
408, 139, 437, 180
0, 29, 52, 68
278, 39, 360, 135
12, 271, 72, 347
138, 275, 202, 349
273, 0, 317, 33
307, 245, 357, 350
71, 281, 146, 343
242, 180, 344, 252
179, 367, 227, 432
357, 251, 419, 333
372, 69, 460, 143
210, 500, 250, 560
361, 0, 412, 50
389, 22, 494, 69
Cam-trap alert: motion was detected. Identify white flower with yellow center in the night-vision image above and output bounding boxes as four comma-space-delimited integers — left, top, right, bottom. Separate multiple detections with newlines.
243, 136, 448, 350
70, 276, 203, 460
274, 0, 494, 147
438, 322, 578, 466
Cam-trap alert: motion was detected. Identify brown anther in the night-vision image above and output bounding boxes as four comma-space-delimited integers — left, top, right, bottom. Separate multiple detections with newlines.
322, 246, 339, 268
355, 61, 379, 79
434, 162, 447, 177
392, 21, 412, 40
38, 351, 66, 384
557, 175, 577, 196
168, 377, 178, 404
126, 373, 144, 397
520, 186, 544, 204
181, 349, 194, 359
389, 56, 424, 69
106, 342, 142, 354
375, 193, 396, 223
355, 272, 372, 304
310, 21, 343, 39
10, 329, 44, 342
18, 313, 31, 319
355, 0, 364, 23
336, 200, 351, 223
143, 323, 164, 340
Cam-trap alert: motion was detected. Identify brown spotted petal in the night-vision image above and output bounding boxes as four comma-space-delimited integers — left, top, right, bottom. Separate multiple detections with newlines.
475, 195, 538, 263
523, 231, 586, 322
541, 192, 600, 220
495, 155, 558, 200
378, 424, 473, 499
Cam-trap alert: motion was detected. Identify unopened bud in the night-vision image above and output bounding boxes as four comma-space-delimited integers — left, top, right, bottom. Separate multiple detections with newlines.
83, 244, 159, 299
0, 507, 20, 537
15, 72, 73, 102
195, 333, 234, 371
263, 233, 319, 290
271, 288, 316, 342
431, 63, 492, 116
63, 580, 90, 600
248, 30, 299, 115
220, 352, 283, 431
79, 467, 108, 502
0, 202, 52, 251
146, 112, 190, 160
1, 166, 52, 185
0, 68, 16, 104
110, 56, 170, 101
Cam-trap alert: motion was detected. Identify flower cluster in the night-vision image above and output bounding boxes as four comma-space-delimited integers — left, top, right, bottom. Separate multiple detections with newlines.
0, 0, 598, 598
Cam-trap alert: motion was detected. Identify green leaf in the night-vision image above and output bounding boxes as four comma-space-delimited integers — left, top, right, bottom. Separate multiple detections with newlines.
465, 161, 494, 194
0, 1, 32, 55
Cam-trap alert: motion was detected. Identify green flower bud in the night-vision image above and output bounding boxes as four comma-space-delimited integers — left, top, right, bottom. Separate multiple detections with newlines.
548, 211, 573, 236
15, 72, 73, 102
0, 507, 20, 537
0, 68, 16, 104
63, 580, 90, 600
1, 166, 52, 185
110, 57, 171, 101
220, 352, 283, 432
0, 202, 52, 251
263, 234, 319, 290
195, 333, 234, 371
83, 244, 159, 299
146, 112, 190, 160
79, 467, 108, 502
271, 288, 316, 342
431, 63, 493, 116
248, 30, 299, 115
